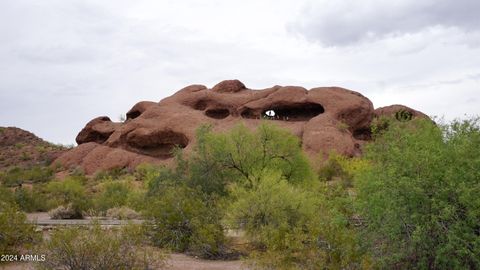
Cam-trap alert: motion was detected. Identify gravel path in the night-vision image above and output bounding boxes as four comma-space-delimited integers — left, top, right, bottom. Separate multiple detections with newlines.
26, 212, 143, 227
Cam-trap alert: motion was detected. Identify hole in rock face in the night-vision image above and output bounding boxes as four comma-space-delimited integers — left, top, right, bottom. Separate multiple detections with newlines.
86, 131, 112, 144
126, 110, 141, 120
353, 128, 372, 141
241, 108, 259, 119
127, 131, 188, 159
265, 110, 275, 117
395, 110, 413, 122
205, 108, 230, 119
262, 103, 324, 121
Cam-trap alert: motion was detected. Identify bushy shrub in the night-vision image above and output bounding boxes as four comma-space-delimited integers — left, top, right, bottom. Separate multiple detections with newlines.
94, 167, 130, 181
226, 171, 367, 269
317, 154, 346, 181
0, 185, 15, 204
370, 115, 393, 136
14, 186, 48, 212
0, 166, 53, 187
48, 204, 79, 219
135, 163, 164, 182
145, 185, 227, 259
0, 201, 39, 257
94, 180, 132, 212
45, 178, 90, 218
1, 184, 48, 212
37, 223, 166, 270
356, 118, 480, 269
317, 153, 370, 188
106, 206, 141, 220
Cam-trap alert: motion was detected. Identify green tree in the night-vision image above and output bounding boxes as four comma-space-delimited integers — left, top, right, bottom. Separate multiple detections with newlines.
356, 118, 480, 269
187, 123, 314, 195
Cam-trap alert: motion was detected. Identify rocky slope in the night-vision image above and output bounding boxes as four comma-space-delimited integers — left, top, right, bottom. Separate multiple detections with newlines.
0, 127, 67, 170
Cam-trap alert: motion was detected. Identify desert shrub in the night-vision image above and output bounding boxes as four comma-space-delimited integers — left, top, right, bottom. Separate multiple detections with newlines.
94, 167, 130, 181
1, 183, 47, 212
0, 185, 15, 204
145, 161, 186, 197
36, 223, 166, 270
48, 204, 79, 219
145, 184, 227, 259
0, 166, 53, 187
318, 154, 346, 182
94, 180, 133, 212
135, 163, 164, 182
395, 109, 413, 122
1, 167, 24, 186
14, 187, 48, 212
226, 171, 367, 269
69, 166, 85, 177
318, 153, 370, 188
125, 188, 147, 211
21, 165, 53, 183
45, 178, 90, 218
370, 115, 393, 136
356, 118, 480, 269
106, 206, 141, 220
0, 201, 39, 257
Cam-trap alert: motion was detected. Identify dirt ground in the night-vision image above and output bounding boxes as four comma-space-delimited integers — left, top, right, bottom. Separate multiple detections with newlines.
0, 254, 246, 270
167, 254, 246, 270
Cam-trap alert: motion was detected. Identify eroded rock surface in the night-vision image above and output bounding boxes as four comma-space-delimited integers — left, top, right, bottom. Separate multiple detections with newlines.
55, 80, 427, 174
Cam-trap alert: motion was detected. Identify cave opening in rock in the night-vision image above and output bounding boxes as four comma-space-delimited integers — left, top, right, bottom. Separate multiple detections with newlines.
135, 143, 186, 159
353, 128, 372, 141
261, 103, 324, 121
205, 108, 230, 119
127, 131, 189, 159
240, 108, 259, 119
126, 110, 142, 120
79, 131, 112, 144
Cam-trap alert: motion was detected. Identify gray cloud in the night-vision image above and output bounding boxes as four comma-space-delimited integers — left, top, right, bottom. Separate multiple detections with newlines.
0, 0, 479, 144
290, 0, 480, 46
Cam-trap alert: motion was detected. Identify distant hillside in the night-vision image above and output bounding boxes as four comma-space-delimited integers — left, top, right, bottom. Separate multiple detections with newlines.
0, 127, 67, 170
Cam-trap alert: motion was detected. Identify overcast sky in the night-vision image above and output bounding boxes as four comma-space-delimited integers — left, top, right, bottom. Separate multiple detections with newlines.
1, 0, 479, 144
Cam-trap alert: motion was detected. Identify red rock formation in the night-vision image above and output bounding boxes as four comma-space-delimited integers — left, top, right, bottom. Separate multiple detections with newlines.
55, 80, 427, 174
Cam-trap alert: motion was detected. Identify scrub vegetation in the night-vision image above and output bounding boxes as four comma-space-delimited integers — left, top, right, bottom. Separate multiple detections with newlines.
1, 118, 479, 269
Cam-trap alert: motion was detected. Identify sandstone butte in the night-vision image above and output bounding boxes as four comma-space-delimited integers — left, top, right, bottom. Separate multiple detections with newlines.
55, 80, 428, 175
